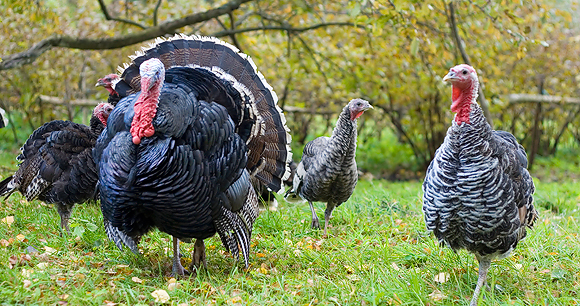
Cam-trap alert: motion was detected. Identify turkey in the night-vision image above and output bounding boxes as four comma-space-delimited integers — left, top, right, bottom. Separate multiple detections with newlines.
95, 74, 122, 106
285, 98, 372, 236
253, 160, 296, 211
422, 64, 537, 306
0, 107, 7, 128
0, 103, 114, 232
94, 34, 292, 276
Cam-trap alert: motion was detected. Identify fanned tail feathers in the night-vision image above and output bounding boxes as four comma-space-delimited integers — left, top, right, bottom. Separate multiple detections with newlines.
115, 34, 292, 193
104, 219, 140, 254
215, 185, 259, 267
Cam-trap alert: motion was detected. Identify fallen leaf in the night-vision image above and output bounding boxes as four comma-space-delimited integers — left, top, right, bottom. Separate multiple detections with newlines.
256, 253, 266, 258
0, 239, 9, 247
1, 216, 14, 226
44, 246, 57, 255
547, 252, 559, 256
37, 263, 48, 269
8, 255, 17, 269
152, 289, 170, 303
57, 301, 67, 306
391, 262, 400, 271
58, 294, 69, 300
434, 272, 450, 283
514, 263, 523, 270
23, 280, 32, 288
16, 234, 25, 241
26, 246, 39, 254
428, 289, 446, 301
132, 276, 143, 283
168, 282, 182, 291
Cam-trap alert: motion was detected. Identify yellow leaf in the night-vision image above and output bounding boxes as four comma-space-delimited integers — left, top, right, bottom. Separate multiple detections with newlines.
151, 289, 170, 303
428, 289, 446, 301
131, 277, 143, 283
433, 272, 449, 283
1, 216, 14, 226
43, 246, 57, 255
16, 234, 25, 241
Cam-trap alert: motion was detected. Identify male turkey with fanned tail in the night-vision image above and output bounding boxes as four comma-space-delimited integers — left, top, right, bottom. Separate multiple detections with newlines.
93, 35, 292, 277
0, 103, 113, 232
285, 98, 372, 236
422, 64, 537, 306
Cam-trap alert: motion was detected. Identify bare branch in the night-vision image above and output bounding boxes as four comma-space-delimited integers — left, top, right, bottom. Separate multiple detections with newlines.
39, 95, 101, 106
0, 0, 252, 71
210, 22, 362, 37
153, 0, 163, 26
97, 0, 147, 29
447, 2, 493, 127
506, 93, 580, 104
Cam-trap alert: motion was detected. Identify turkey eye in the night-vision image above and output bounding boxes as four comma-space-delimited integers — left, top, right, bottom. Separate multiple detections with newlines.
462, 70, 467, 75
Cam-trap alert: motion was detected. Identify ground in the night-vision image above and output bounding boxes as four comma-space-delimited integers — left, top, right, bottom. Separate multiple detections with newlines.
0, 149, 579, 305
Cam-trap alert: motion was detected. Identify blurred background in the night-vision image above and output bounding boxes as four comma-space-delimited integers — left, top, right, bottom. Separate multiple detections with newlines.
1, 0, 579, 181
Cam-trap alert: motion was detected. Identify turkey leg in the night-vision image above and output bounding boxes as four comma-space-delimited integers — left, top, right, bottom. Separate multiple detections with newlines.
171, 237, 188, 277
56, 203, 73, 234
469, 257, 491, 306
189, 239, 207, 274
323, 205, 336, 236
308, 201, 320, 229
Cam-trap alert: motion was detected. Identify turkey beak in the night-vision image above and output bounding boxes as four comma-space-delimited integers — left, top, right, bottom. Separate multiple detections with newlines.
443, 71, 457, 82
95, 79, 106, 87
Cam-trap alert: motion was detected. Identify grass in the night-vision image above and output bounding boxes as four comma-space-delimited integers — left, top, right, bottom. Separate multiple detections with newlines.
0, 148, 579, 305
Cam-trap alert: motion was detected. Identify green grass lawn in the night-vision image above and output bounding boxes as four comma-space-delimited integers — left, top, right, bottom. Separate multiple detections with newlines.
0, 148, 579, 305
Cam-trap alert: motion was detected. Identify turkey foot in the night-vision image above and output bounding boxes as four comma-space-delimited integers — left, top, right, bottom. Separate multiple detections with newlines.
308, 201, 320, 229
469, 257, 491, 306
171, 237, 190, 278
189, 239, 207, 275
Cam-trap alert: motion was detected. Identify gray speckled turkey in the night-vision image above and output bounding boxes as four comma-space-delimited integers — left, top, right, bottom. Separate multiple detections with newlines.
0, 103, 113, 232
422, 64, 537, 306
94, 35, 292, 276
285, 98, 372, 236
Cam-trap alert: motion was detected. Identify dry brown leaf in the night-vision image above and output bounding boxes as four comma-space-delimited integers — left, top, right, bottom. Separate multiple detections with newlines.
434, 272, 450, 283
58, 294, 69, 300
0, 239, 9, 247
167, 282, 182, 291
43, 246, 57, 255
428, 289, 446, 301
131, 276, 143, 283
152, 289, 170, 303
1, 216, 14, 226
8, 255, 17, 269
22, 280, 32, 288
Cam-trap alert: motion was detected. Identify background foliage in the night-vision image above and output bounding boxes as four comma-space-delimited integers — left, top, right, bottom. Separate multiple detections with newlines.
1, 0, 579, 178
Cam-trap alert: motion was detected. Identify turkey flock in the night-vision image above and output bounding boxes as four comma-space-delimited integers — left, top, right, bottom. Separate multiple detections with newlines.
0, 34, 538, 305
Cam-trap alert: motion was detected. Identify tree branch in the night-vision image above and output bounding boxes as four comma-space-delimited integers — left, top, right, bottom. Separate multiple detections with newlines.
448, 2, 494, 127
153, 0, 163, 26
210, 22, 362, 37
0, 0, 252, 71
97, 0, 147, 29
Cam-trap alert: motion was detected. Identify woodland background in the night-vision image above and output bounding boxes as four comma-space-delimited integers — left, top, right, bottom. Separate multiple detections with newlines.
0, 0, 579, 180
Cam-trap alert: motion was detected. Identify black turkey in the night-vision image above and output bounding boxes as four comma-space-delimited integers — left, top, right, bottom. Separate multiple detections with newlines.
253, 160, 297, 211
94, 35, 292, 276
285, 98, 372, 236
422, 64, 537, 306
0, 103, 113, 232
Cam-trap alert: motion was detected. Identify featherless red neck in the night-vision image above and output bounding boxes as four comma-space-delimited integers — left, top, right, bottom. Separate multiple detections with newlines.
443, 64, 479, 125
130, 59, 165, 144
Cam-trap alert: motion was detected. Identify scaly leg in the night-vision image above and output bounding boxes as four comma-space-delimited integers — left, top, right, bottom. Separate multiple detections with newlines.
56, 204, 73, 234
189, 239, 207, 274
171, 237, 187, 277
323, 205, 335, 237
308, 201, 320, 229
469, 258, 491, 306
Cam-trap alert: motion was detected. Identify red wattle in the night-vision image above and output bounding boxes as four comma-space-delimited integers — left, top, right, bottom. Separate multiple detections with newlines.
130, 79, 159, 145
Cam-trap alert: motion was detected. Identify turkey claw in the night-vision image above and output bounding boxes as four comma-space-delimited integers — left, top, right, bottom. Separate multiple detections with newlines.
311, 218, 321, 230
